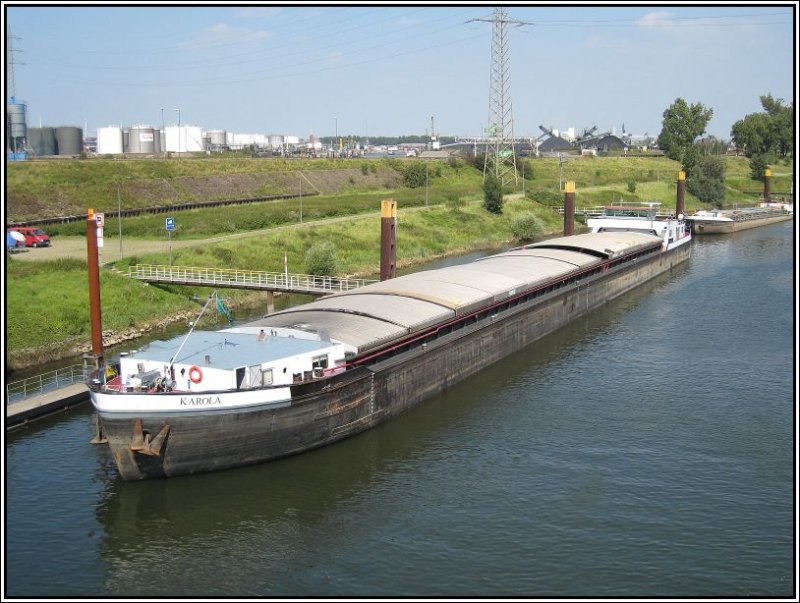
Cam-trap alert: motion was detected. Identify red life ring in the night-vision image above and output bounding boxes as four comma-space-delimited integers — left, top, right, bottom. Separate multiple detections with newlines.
188, 365, 203, 383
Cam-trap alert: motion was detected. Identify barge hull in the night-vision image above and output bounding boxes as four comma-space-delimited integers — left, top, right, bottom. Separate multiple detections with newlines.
99, 243, 691, 480
691, 214, 791, 234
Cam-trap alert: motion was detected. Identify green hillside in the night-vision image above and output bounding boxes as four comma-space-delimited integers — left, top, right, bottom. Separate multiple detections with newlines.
5, 154, 792, 369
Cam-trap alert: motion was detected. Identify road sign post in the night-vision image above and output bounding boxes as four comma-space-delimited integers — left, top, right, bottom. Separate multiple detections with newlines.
166, 217, 175, 265
95, 212, 105, 248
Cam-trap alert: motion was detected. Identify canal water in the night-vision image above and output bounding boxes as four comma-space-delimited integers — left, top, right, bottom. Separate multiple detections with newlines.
5, 222, 795, 598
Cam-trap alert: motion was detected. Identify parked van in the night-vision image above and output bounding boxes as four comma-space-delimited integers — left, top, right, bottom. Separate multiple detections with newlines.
7, 227, 51, 248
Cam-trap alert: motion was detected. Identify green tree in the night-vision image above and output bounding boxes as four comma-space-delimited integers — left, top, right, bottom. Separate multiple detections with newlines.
304, 241, 338, 276
731, 94, 794, 159
657, 98, 714, 165
483, 172, 503, 214
687, 155, 726, 208
748, 154, 772, 182
680, 143, 703, 174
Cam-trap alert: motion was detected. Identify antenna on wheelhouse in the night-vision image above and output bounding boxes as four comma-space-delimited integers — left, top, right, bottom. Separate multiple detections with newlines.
167, 293, 216, 374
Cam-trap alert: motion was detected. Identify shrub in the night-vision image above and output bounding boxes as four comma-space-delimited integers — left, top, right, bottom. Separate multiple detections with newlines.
511, 212, 543, 242
444, 191, 466, 213
304, 241, 338, 276
483, 172, 503, 214
401, 162, 427, 188
627, 181, 637, 193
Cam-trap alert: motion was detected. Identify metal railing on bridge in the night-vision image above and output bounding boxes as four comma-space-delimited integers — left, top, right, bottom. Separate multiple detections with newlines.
6, 364, 87, 404
129, 264, 378, 295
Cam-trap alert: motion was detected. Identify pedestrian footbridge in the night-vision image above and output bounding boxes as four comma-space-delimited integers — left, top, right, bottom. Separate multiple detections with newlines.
128, 264, 378, 296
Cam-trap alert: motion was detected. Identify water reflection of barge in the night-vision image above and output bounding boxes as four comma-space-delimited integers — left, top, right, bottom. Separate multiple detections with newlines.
90, 220, 692, 480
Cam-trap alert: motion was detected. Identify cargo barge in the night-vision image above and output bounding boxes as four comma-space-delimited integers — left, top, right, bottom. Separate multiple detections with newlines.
686, 205, 792, 234
89, 216, 692, 480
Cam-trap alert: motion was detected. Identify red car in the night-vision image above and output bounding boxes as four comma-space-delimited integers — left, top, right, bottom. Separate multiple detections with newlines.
7, 226, 51, 248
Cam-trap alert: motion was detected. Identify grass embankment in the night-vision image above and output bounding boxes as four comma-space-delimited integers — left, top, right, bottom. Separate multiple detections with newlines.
6, 154, 791, 369
5, 157, 464, 222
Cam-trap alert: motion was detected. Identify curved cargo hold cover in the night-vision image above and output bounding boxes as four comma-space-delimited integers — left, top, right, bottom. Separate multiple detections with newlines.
527, 231, 660, 258
254, 231, 662, 355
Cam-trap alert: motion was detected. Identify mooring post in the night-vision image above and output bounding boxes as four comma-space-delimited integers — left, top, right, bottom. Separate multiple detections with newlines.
563, 181, 576, 236
764, 167, 772, 203
380, 199, 397, 281
676, 170, 686, 218
86, 208, 104, 370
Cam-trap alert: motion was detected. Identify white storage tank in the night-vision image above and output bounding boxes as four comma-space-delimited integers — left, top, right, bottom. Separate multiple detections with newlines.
268, 134, 284, 149
97, 126, 124, 154
166, 125, 203, 153
165, 126, 179, 152
184, 125, 203, 152
207, 129, 227, 146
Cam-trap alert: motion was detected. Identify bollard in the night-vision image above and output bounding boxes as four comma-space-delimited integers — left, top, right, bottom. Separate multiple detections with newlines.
676, 171, 686, 218
563, 182, 576, 236
380, 199, 397, 281
86, 209, 104, 370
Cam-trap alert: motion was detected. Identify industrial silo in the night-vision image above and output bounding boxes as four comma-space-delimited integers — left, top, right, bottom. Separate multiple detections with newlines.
153, 129, 161, 154
128, 125, 157, 154
27, 127, 57, 156
55, 126, 83, 155
207, 129, 227, 149
268, 134, 284, 150
7, 99, 27, 154
27, 127, 44, 155
97, 126, 124, 155
164, 126, 179, 152
184, 125, 203, 152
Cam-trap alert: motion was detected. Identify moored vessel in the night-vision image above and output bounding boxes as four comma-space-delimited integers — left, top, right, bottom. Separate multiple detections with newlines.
89, 232, 692, 480
586, 202, 676, 237
87, 180, 693, 480
686, 205, 792, 234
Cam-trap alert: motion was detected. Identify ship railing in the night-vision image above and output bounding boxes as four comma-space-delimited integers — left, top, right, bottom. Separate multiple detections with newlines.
6, 364, 87, 404
555, 205, 675, 218
129, 265, 378, 294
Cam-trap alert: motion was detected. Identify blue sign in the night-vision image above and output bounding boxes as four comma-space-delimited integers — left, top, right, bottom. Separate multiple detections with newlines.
166, 217, 176, 231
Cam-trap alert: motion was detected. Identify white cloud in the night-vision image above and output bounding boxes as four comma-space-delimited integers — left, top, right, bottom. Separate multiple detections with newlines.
178, 23, 271, 50
637, 10, 677, 30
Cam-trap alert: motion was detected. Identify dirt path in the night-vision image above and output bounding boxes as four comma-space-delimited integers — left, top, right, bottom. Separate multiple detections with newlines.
9, 212, 384, 263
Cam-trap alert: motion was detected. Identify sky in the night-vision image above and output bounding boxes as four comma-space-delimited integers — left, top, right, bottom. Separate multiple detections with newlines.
4, 2, 797, 141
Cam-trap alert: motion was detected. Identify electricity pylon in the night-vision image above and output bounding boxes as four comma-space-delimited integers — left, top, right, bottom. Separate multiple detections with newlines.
469, 8, 529, 187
